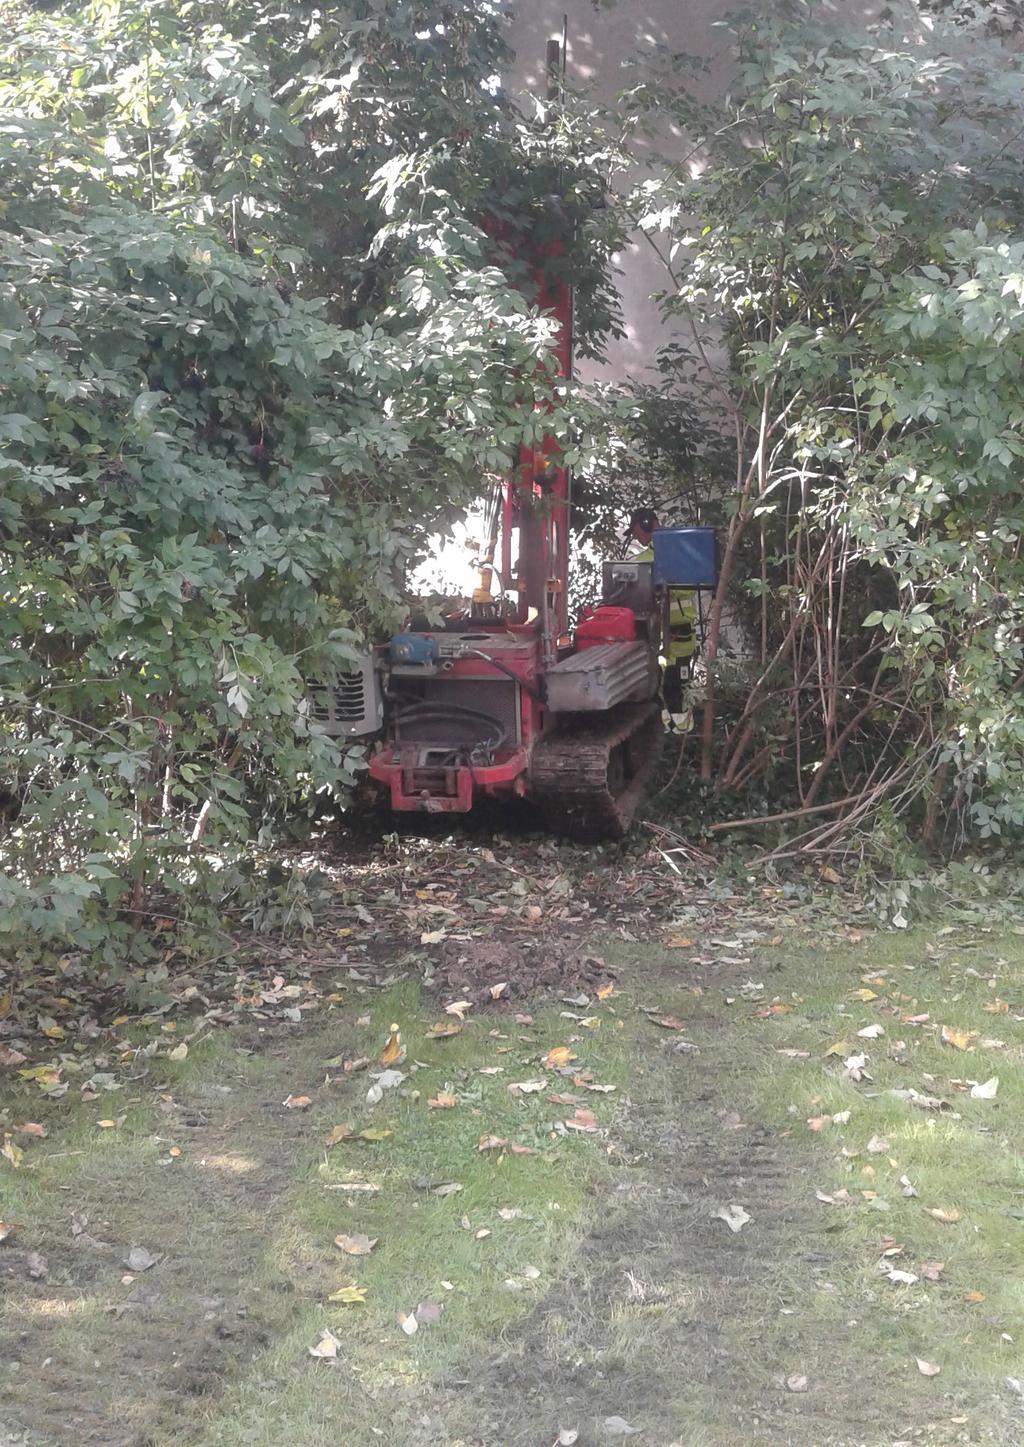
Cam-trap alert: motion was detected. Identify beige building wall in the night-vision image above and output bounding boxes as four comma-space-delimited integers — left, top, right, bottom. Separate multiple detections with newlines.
503, 0, 878, 385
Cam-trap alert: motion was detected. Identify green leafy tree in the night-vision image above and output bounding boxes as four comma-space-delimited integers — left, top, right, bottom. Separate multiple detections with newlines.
628, 0, 1024, 853
0, 0, 624, 959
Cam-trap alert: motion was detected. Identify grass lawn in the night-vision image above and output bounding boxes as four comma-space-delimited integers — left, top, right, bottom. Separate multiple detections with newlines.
3, 901, 1024, 1446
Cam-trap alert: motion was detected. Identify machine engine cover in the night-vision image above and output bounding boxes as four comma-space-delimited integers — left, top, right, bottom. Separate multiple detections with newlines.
545, 641, 657, 713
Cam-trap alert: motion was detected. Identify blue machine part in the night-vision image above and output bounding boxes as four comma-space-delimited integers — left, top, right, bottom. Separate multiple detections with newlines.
389, 632, 439, 666
651, 527, 718, 588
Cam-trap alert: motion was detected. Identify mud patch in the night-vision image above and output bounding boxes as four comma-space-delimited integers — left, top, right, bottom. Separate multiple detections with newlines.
427, 938, 613, 1008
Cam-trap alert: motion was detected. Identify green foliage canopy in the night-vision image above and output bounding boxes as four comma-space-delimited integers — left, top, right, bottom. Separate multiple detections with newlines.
0, 0, 623, 957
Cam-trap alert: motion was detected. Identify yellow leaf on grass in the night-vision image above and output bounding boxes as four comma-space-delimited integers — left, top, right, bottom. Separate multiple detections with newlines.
667, 936, 693, 949
381, 1024, 404, 1066
2, 1135, 23, 1169
283, 1094, 312, 1109
542, 1046, 577, 1069
849, 989, 878, 1004
925, 1207, 961, 1224
18, 1066, 61, 1087
941, 1025, 974, 1051
965, 1290, 986, 1304
37, 1016, 65, 1041
425, 1021, 461, 1040
327, 1285, 367, 1305
983, 999, 1009, 1015
428, 1092, 459, 1109
596, 982, 616, 1001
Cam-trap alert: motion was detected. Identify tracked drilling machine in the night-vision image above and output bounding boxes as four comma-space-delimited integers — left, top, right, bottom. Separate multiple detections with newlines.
312, 47, 717, 837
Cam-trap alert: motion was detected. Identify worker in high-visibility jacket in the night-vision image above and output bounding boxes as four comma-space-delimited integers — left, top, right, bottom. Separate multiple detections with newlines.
625, 508, 696, 724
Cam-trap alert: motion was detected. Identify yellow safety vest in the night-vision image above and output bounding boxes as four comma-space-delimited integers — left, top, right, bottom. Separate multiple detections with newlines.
627, 544, 696, 662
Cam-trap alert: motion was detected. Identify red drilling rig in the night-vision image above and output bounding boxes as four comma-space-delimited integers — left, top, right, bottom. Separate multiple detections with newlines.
312, 47, 717, 836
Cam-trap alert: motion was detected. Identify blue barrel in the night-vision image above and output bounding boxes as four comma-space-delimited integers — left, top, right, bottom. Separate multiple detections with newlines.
651, 527, 718, 588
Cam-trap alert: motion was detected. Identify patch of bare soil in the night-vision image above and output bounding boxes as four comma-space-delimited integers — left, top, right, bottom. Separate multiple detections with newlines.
427, 938, 612, 1009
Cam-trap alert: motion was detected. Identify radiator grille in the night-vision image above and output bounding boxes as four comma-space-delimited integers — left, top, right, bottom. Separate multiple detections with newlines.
307, 657, 382, 737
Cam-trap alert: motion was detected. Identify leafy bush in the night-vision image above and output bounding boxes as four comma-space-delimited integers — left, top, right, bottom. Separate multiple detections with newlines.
628, 0, 1024, 851
0, 0, 622, 958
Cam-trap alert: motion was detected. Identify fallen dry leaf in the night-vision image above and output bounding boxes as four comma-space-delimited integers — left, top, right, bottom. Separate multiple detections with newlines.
478, 1134, 508, 1152
445, 1000, 473, 1021
718, 1110, 743, 1130
652, 1015, 687, 1031
786, 1374, 809, 1393
398, 1310, 418, 1336
124, 1245, 156, 1272
965, 1289, 986, 1304
542, 1046, 577, 1069
916, 1358, 941, 1377
489, 982, 509, 1001
168, 1041, 188, 1062
714, 1203, 751, 1233
424, 1021, 461, 1040
334, 1233, 376, 1256
816, 1188, 854, 1206
0, 1221, 17, 1243
925, 1207, 961, 1225
508, 1079, 546, 1095
970, 1076, 999, 1099
596, 982, 616, 1000
866, 1134, 890, 1154
565, 1109, 599, 1134
381, 1024, 405, 1066
323, 1124, 393, 1146
283, 1094, 312, 1110
428, 1092, 459, 1109
308, 1328, 341, 1360
603, 1416, 642, 1437
13, 1122, 46, 1139
920, 1260, 944, 1281
2, 1136, 23, 1170
0, 1045, 27, 1068
327, 1284, 367, 1305
806, 1115, 830, 1132
941, 1025, 974, 1051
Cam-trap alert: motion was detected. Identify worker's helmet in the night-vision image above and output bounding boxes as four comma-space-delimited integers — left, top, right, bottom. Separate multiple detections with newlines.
629, 507, 659, 535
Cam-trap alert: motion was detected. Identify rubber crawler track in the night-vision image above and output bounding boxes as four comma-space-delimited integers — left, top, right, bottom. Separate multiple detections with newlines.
529, 701, 664, 839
